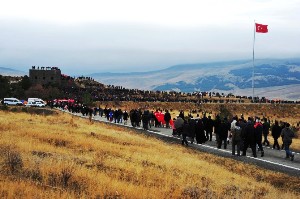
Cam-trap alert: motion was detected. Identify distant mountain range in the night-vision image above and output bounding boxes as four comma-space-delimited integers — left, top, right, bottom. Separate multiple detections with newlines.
2, 59, 300, 100
90, 59, 300, 100
0, 67, 26, 76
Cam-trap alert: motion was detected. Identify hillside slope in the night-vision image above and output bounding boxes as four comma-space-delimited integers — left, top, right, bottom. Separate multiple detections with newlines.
0, 110, 300, 198
0, 67, 26, 76
90, 59, 300, 100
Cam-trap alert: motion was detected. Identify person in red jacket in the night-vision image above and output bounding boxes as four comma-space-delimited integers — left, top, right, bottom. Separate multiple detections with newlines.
254, 118, 264, 157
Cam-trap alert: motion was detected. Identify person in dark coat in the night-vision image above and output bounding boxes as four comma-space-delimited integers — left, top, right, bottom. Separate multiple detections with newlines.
214, 115, 222, 145
149, 111, 155, 128
205, 116, 214, 141
280, 121, 286, 150
181, 120, 190, 146
130, 109, 137, 127
142, 110, 149, 130
93, 107, 98, 116
242, 117, 257, 157
218, 117, 230, 149
104, 107, 109, 121
174, 116, 184, 136
262, 118, 270, 146
117, 109, 123, 123
195, 119, 206, 144
114, 109, 119, 123
123, 110, 129, 125
254, 118, 264, 157
271, 120, 281, 150
179, 110, 184, 120
281, 123, 295, 160
136, 109, 142, 127
238, 118, 246, 150
188, 118, 196, 144
164, 110, 171, 128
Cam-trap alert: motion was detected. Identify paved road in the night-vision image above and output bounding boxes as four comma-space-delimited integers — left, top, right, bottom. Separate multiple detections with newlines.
61, 110, 300, 177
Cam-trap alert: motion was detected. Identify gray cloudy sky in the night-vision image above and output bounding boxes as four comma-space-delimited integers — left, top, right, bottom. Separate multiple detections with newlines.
1, 0, 300, 75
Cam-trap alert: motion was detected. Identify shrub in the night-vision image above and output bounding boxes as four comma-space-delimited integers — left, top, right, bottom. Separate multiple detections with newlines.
61, 167, 73, 188
21, 107, 28, 113
10, 107, 18, 112
47, 165, 75, 189
181, 186, 201, 199
0, 145, 23, 175
0, 105, 9, 111
23, 168, 43, 183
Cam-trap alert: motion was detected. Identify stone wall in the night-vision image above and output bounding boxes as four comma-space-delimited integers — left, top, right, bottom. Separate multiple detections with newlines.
29, 67, 61, 85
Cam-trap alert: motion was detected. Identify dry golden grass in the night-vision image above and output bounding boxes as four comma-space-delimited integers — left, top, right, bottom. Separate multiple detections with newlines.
0, 109, 300, 198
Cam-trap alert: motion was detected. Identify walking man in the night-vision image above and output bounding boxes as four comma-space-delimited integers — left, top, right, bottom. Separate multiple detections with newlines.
262, 118, 270, 146
242, 117, 257, 157
205, 116, 214, 141
281, 123, 295, 161
164, 110, 171, 128
271, 121, 281, 150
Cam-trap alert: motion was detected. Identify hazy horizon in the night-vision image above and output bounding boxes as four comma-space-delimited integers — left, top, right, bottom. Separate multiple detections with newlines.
3, 57, 300, 77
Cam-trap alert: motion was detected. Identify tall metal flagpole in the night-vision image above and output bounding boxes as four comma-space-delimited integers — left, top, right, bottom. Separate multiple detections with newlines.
252, 20, 256, 103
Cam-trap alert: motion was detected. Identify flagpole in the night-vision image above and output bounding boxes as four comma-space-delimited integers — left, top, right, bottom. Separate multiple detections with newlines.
252, 20, 256, 103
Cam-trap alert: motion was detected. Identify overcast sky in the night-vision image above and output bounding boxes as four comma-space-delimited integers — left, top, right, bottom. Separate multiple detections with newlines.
1, 0, 300, 75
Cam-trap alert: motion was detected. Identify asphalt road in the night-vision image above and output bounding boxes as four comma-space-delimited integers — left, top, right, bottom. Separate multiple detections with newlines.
61, 110, 300, 177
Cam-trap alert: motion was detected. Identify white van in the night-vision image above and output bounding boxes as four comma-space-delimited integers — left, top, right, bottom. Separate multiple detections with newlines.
28, 98, 46, 105
3, 98, 23, 106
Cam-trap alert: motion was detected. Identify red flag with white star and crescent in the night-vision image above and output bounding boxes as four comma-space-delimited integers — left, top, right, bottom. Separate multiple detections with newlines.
255, 23, 268, 33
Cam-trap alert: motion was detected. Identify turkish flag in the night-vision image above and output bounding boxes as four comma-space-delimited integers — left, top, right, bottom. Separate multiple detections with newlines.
255, 23, 268, 33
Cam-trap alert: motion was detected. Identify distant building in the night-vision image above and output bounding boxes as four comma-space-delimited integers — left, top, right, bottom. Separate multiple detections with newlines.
29, 66, 61, 85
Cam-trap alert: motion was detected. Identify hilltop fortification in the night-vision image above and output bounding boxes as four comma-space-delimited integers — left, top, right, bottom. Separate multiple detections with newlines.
29, 66, 61, 85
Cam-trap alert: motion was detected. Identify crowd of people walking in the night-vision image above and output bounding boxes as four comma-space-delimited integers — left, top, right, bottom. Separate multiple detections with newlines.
173, 113, 295, 161
54, 101, 297, 161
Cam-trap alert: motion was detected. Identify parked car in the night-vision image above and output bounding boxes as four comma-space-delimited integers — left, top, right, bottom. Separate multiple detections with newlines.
28, 98, 46, 105
3, 98, 23, 106
26, 101, 45, 107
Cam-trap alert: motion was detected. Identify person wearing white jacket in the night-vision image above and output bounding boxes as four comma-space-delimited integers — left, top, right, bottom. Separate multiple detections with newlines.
231, 117, 242, 156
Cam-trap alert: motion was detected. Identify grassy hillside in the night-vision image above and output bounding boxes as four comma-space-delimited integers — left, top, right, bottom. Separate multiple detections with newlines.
0, 110, 300, 198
